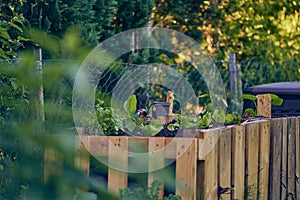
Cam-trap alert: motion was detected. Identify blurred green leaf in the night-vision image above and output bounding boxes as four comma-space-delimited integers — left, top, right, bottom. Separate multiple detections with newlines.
241, 94, 257, 101
212, 108, 225, 124
75, 192, 97, 200
123, 95, 137, 116
140, 119, 163, 136
125, 118, 136, 132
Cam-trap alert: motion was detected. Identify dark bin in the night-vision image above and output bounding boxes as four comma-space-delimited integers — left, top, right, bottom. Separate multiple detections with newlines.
243, 82, 300, 117
152, 102, 170, 118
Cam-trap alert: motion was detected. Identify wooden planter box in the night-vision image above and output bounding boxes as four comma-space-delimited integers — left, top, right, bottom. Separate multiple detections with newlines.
44, 116, 300, 200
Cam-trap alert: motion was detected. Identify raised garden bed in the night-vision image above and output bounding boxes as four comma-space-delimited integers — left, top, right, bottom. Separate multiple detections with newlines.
45, 117, 300, 200
44, 93, 300, 199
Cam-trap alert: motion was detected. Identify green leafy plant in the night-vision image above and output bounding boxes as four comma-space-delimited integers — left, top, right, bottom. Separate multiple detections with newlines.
225, 113, 242, 125
119, 180, 181, 200
123, 95, 138, 132
166, 122, 180, 131
212, 108, 225, 124
197, 111, 212, 129
124, 95, 137, 117
197, 93, 228, 128
140, 119, 163, 136
177, 114, 197, 129
123, 95, 163, 136
95, 99, 119, 135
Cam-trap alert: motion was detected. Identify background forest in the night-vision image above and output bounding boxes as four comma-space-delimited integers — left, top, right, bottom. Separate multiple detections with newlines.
0, 0, 300, 199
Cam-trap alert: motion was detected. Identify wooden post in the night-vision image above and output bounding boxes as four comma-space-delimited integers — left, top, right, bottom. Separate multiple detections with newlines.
257, 94, 271, 118
198, 130, 219, 200
245, 122, 260, 200
287, 118, 297, 199
108, 137, 128, 195
176, 138, 197, 200
295, 117, 300, 199
258, 120, 271, 200
218, 127, 231, 200
231, 125, 245, 200
166, 90, 174, 115
281, 118, 288, 199
75, 136, 90, 176
44, 147, 63, 183
148, 137, 165, 198
269, 118, 283, 200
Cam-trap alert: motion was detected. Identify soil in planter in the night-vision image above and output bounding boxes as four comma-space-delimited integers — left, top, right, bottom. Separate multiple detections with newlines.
113, 120, 179, 137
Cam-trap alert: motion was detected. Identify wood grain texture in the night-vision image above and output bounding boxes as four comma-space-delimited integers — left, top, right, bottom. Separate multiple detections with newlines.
257, 94, 271, 118
231, 125, 245, 200
269, 118, 283, 200
287, 118, 296, 199
198, 130, 219, 200
258, 120, 271, 200
245, 122, 259, 200
176, 138, 197, 200
295, 117, 300, 200
44, 147, 63, 183
281, 118, 288, 200
75, 136, 90, 176
218, 127, 232, 200
148, 137, 165, 198
108, 137, 128, 195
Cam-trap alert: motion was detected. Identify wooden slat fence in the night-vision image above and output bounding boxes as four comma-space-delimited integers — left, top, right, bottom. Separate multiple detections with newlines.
44, 117, 300, 200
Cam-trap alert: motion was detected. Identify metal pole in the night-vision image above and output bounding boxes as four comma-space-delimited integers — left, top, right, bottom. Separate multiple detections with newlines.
236, 63, 243, 114
35, 48, 45, 135
229, 52, 238, 114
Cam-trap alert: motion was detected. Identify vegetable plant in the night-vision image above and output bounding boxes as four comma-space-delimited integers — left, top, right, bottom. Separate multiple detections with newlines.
123, 95, 163, 136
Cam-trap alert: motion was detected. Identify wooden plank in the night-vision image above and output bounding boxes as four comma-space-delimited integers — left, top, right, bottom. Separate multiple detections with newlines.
296, 117, 300, 199
296, 117, 300, 200
166, 90, 174, 115
198, 129, 220, 160
198, 130, 219, 200
128, 137, 149, 154
257, 94, 271, 118
176, 138, 197, 200
231, 125, 245, 200
258, 120, 271, 200
269, 118, 283, 200
44, 147, 63, 183
108, 137, 128, 195
281, 118, 288, 200
148, 137, 165, 198
218, 127, 231, 200
88, 136, 178, 159
245, 122, 259, 200
197, 161, 205, 200
287, 118, 296, 199
89, 136, 108, 157
164, 137, 177, 159
75, 136, 90, 176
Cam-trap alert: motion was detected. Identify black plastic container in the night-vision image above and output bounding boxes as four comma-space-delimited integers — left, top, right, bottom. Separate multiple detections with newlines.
152, 102, 170, 118
243, 82, 300, 117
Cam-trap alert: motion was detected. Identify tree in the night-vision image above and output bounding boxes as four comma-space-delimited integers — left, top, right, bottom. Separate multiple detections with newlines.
0, 1, 26, 59
153, 0, 300, 87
